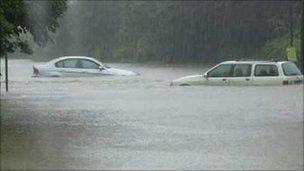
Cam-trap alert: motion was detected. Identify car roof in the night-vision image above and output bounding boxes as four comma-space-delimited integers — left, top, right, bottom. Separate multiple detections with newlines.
55, 56, 96, 61
49, 56, 100, 63
220, 60, 290, 65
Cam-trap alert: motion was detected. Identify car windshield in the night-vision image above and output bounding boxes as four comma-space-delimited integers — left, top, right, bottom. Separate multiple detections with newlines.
282, 62, 302, 76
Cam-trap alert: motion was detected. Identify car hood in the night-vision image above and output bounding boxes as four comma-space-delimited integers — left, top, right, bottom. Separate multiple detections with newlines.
106, 67, 139, 76
171, 74, 203, 86
173, 74, 202, 81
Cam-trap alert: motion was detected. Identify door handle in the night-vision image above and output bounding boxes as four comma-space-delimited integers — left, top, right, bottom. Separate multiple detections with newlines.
222, 78, 227, 81
245, 78, 250, 81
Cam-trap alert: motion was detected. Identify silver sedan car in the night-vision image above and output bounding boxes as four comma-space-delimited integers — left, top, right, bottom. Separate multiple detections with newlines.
32, 56, 139, 77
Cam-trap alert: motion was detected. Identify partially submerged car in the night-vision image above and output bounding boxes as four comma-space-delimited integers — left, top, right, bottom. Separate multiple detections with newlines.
32, 56, 139, 77
171, 60, 303, 86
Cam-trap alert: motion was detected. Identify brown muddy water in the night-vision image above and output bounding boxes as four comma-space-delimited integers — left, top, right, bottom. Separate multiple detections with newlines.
0, 59, 303, 170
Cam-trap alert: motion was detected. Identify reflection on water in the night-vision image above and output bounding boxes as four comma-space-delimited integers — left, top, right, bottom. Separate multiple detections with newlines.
1, 59, 303, 170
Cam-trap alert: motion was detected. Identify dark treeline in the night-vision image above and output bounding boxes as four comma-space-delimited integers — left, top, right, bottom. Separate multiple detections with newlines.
37, 1, 302, 63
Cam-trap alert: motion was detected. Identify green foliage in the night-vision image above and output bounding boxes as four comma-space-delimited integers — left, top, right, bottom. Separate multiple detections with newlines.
0, 0, 67, 57
260, 34, 300, 59
40, 1, 121, 62
16, 1, 302, 64
112, 1, 302, 63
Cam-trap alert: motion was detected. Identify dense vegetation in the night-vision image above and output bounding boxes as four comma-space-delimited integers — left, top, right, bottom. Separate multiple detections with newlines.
0, 0, 67, 57
5, 1, 303, 64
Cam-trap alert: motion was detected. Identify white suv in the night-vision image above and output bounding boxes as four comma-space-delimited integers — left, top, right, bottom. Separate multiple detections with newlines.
170, 60, 303, 86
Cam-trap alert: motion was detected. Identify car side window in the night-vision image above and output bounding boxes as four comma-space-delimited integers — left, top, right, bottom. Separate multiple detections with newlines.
233, 64, 252, 77
254, 64, 278, 77
61, 59, 78, 68
208, 64, 234, 77
80, 59, 99, 69
282, 62, 302, 76
55, 61, 64, 68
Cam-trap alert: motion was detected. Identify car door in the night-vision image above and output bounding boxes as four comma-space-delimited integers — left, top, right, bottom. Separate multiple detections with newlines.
252, 64, 282, 85
78, 59, 102, 76
205, 64, 234, 85
229, 64, 253, 86
55, 59, 83, 76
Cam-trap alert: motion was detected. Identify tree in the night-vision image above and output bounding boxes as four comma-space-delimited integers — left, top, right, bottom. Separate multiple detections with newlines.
32, 1, 301, 63
0, 0, 67, 57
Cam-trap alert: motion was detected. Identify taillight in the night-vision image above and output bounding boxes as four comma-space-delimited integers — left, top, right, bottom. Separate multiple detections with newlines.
33, 66, 40, 77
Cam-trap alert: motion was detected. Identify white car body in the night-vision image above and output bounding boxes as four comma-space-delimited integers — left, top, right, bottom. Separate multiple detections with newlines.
32, 56, 139, 77
171, 60, 303, 86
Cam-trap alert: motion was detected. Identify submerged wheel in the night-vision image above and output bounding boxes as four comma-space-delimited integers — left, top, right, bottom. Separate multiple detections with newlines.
179, 83, 190, 86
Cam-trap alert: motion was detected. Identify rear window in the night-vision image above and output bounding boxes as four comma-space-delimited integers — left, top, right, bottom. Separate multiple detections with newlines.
254, 64, 278, 77
282, 62, 302, 76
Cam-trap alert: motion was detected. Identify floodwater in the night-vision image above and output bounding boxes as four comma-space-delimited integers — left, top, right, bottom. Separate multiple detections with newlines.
1, 59, 303, 170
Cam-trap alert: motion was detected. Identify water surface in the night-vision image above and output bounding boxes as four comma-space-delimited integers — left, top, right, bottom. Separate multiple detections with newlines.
1, 59, 303, 170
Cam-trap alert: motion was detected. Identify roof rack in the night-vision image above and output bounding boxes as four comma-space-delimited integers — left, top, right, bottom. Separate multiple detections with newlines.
234, 57, 287, 62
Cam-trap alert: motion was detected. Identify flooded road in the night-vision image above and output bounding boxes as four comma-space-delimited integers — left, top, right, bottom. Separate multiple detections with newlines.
1, 59, 303, 170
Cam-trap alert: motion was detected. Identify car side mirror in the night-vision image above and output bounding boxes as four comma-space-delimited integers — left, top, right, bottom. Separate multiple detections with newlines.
99, 66, 104, 71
